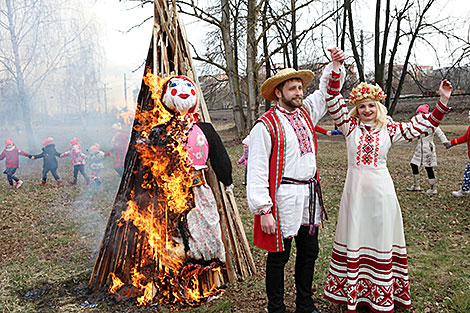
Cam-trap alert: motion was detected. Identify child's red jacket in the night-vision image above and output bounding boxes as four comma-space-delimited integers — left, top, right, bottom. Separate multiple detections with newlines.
0, 146, 31, 168
450, 125, 470, 159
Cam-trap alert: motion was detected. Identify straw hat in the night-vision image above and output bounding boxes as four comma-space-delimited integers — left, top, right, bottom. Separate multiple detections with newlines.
260, 68, 314, 101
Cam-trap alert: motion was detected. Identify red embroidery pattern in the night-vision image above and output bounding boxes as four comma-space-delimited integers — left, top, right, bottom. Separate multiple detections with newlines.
361, 133, 374, 165
356, 129, 379, 167
387, 121, 398, 140
325, 274, 411, 311
374, 132, 380, 166
356, 131, 364, 165
278, 107, 312, 156
346, 118, 358, 136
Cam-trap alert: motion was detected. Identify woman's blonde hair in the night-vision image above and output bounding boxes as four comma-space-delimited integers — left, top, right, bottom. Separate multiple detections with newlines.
350, 100, 389, 131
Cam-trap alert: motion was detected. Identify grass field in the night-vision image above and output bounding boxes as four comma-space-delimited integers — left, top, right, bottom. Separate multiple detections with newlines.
0, 120, 469, 313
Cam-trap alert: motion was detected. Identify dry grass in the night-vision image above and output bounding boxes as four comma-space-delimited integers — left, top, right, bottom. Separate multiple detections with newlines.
0, 121, 468, 313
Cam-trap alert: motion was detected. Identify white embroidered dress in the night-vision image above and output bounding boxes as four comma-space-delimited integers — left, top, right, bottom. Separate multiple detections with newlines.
323, 91, 449, 312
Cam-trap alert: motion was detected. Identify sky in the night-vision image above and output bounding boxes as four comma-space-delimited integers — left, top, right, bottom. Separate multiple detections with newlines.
90, 0, 153, 110
90, 0, 205, 111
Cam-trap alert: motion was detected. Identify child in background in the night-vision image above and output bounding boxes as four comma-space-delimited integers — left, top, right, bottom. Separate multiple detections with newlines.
237, 135, 250, 185
406, 104, 449, 194
60, 138, 90, 185
33, 137, 63, 186
88, 144, 105, 185
444, 110, 470, 197
0, 138, 32, 188
105, 123, 129, 177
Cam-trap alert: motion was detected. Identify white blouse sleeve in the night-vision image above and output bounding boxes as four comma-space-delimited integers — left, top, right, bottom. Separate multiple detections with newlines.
388, 102, 450, 143
326, 94, 355, 136
387, 117, 431, 144
434, 127, 449, 143
303, 63, 346, 124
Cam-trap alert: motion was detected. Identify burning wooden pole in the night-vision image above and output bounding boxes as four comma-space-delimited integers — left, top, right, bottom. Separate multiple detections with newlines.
88, 0, 255, 307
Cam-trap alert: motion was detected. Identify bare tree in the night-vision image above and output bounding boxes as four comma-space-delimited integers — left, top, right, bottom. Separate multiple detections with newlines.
345, 0, 470, 114
182, 0, 343, 136
58, 20, 102, 127
0, 0, 99, 149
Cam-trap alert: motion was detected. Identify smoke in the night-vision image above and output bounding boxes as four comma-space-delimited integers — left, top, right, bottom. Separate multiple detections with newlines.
0, 119, 133, 260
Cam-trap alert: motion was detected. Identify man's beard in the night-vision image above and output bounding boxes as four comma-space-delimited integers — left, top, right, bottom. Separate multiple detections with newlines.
280, 94, 303, 109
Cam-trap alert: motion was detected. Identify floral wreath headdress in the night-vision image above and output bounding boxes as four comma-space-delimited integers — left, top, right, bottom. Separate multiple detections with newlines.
349, 82, 386, 106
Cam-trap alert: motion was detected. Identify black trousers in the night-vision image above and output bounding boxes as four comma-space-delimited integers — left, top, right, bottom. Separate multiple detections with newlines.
42, 167, 60, 182
73, 164, 88, 180
410, 163, 435, 179
266, 225, 319, 313
4, 168, 19, 185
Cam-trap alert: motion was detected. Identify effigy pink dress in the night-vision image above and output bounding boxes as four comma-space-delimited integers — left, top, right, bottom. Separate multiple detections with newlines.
185, 123, 226, 262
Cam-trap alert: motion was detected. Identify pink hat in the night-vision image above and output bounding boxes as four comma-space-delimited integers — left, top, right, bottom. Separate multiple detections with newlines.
42, 137, 53, 147
89, 144, 100, 154
70, 138, 79, 145
416, 104, 429, 114
4, 138, 13, 146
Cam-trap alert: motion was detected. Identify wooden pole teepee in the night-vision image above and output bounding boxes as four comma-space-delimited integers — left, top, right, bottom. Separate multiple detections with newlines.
88, 0, 255, 304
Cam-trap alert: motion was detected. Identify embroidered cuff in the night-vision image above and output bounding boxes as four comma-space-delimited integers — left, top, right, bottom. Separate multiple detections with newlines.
327, 71, 341, 96
259, 208, 272, 215
428, 101, 450, 126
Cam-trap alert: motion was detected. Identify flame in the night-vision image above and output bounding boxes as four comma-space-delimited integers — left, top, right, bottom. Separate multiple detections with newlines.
137, 282, 154, 306
115, 101, 137, 126
109, 273, 124, 293
107, 71, 224, 307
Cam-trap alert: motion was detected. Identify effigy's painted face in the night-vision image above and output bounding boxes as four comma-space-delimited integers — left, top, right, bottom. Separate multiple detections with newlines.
162, 77, 198, 115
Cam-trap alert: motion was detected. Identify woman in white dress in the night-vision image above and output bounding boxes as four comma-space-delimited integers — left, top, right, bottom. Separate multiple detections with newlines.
322, 48, 452, 313
406, 104, 450, 194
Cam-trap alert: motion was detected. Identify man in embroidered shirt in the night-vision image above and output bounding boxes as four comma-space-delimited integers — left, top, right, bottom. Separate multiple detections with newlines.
246, 48, 345, 313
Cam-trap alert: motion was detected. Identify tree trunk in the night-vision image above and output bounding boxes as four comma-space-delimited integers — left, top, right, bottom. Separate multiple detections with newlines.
5, 0, 36, 150
291, 0, 298, 70
374, 0, 381, 85
221, 0, 246, 137
262, 1, 271, 112
384, 14, 403, 110
340, 0, 347, 49
374, 0, 391, 87
389, 0, 435, 115
246, 0, 258, 130
345, 0, 364, 81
